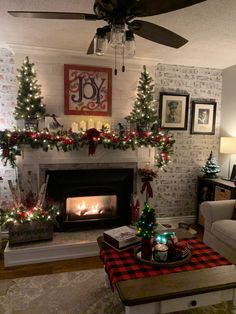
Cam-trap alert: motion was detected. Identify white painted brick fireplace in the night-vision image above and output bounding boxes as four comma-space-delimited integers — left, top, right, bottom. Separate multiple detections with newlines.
4, 146, 154, 266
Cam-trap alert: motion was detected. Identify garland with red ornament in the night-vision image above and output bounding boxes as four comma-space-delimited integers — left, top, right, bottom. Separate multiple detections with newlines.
0, 127, 175, 168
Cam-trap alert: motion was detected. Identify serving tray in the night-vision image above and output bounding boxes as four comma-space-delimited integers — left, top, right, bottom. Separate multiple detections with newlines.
134, 246, 192, 268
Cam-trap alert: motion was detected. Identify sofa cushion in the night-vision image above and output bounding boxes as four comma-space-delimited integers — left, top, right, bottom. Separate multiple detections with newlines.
211, 219, 236, 249
231, 200, 236, 220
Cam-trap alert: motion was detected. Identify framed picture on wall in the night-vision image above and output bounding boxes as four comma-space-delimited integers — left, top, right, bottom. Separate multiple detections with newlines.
190, 101, 217, 134
64, 64, 112, 116
159, 92, 189, 130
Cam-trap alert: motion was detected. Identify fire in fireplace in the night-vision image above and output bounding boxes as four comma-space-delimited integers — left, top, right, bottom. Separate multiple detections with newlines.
45, 168, 134, 231
66, 195, 117, 221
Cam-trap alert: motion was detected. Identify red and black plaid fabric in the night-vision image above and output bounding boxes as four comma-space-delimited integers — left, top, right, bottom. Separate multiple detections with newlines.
100, 238, 231, 288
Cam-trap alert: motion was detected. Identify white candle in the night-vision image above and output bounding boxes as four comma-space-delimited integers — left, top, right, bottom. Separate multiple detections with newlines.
80, 120, 87, 131
96, 120, 103, 131
104, 123, 110, 132
71, 122, 79, 133
88, 119, 94, 129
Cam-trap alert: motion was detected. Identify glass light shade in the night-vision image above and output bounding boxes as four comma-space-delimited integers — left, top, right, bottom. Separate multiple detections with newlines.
124, 30, 135, 57
94, 28, 108, 56
94, 35, 108, 56
110, 24, 125, 48
125, 39, 135, 57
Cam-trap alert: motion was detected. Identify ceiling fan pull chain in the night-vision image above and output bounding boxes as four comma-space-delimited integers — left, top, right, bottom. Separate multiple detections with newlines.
114, 46, 117, 75
122, 46, 125, 72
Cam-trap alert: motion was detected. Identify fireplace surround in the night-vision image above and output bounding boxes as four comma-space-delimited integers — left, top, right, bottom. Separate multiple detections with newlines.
45, 167, 135, 231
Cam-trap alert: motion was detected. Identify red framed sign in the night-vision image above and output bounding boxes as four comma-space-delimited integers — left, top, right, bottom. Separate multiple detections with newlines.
64, 64, 112, 116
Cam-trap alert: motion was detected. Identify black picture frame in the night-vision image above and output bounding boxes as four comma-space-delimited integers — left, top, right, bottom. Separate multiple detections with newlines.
190, 101, 217, 135
159, 92, 189, 130
230, 165, 236, 182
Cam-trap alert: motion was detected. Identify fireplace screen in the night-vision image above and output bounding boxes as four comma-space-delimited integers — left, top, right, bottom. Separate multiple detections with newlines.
66, 195, 117, 221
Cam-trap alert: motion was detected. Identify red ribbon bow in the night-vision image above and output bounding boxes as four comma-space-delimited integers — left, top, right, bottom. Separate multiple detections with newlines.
141, 178, 153, 198
86, 128, 101, 155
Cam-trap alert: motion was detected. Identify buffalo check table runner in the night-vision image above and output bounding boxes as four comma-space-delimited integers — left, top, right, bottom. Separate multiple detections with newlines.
100, 238, 231, 288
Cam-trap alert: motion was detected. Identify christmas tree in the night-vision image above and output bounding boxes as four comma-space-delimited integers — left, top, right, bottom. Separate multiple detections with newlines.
14, 56, 45, 120
136, 202, 157, 239
125, 65, 158, 131
202, 151, 220, 178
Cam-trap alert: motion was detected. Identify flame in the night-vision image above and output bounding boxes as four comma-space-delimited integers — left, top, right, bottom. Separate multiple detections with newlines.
76, 201, 100, 216
66, 195, 117, 219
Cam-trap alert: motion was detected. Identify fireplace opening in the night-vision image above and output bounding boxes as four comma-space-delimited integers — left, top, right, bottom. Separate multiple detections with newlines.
66, 195, 117, 221
45, 168, 134, 231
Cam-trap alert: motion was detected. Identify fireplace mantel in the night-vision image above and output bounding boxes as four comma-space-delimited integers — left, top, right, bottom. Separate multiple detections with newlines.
16, 146, 154, 188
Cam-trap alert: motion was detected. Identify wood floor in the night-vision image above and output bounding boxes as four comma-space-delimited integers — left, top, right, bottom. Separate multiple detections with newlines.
0, 253, 103, 280
0, 225, 203, 281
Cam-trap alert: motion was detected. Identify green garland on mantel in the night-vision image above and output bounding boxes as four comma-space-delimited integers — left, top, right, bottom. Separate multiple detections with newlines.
0, 128, 175, 169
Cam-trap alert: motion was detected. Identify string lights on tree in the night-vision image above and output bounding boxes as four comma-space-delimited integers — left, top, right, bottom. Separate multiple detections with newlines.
14, 56, 45, 121
125, 65, 158, 131
136, 202, 157, 239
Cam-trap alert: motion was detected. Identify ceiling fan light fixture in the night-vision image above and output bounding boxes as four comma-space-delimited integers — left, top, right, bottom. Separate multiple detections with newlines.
110, 24, 125, 48
94, 27, 108, 56
124, 30, 135, 57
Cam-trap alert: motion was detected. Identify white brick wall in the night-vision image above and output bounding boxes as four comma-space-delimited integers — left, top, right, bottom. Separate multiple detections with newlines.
0, 47, 17, 209
153, 64, 222, 218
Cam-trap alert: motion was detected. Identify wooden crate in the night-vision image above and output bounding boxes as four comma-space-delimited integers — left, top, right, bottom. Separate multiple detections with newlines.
9, 221, 53, 246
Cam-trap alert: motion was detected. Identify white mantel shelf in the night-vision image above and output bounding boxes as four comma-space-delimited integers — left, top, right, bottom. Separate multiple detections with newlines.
4, 229, 105, 267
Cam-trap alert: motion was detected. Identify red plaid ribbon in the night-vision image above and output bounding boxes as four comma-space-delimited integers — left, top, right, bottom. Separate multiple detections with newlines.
100, 238, 231, 288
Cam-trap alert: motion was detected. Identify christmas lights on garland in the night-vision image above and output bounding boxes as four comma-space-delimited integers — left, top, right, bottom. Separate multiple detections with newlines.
0, 127, 175, 168
0, 204, 60, 226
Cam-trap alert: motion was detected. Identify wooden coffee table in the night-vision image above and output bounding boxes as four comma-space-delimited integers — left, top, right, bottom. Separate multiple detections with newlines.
116, 265, 236, 314
98, 232, 236, 314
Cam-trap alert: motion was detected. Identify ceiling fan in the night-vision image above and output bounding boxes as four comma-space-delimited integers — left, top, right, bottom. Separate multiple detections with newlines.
8, 0, 207, 50
8, 0, 206, 74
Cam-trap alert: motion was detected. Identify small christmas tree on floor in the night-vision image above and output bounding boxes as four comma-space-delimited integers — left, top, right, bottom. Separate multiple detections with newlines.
125, 65, 158, 132
136, 202, 157, 260
14, 56, 45, 126
202, 151, 220, 178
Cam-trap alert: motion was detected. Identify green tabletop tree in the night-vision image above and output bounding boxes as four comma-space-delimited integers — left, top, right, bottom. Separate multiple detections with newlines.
136, 202, 157, 260
202, 151, 220, 178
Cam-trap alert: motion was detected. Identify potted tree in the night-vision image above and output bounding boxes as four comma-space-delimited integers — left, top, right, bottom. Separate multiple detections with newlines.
14, 56, 45, 130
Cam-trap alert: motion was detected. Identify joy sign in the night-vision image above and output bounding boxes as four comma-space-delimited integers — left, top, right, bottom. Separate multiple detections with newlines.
64, 64, 112, 116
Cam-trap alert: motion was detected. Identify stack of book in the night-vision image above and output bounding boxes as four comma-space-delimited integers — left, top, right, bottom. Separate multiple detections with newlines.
103, 225, 141, 251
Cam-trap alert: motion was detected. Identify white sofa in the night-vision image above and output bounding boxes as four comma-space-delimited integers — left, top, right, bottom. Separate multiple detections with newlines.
200, 199, 236, 264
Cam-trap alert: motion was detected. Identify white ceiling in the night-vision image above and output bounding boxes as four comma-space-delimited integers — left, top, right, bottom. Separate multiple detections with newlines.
1, 0, 236, 69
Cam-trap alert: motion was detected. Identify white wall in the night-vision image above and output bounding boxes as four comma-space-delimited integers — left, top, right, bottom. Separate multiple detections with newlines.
14, 48, 156, 130
220, 65, 236, 177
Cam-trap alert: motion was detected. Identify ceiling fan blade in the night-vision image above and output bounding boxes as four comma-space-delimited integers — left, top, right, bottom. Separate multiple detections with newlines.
87, 37, 95, 55
139, 0, 206, 17
8, 11, 98, 21
130, 20, 188, 48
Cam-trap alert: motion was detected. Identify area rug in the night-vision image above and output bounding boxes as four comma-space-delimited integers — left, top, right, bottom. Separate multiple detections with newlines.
0, 268, 231, 314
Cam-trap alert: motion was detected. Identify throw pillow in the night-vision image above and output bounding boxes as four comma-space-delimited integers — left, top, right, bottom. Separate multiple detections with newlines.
231, 200, 236, 220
